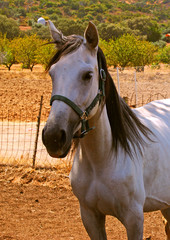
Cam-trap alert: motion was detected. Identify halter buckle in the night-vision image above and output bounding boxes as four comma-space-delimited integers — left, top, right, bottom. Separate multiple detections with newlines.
80, 111, 88, 120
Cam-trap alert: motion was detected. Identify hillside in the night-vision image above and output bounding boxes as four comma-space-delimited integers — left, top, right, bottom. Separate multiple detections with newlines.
0, 0, 169, 26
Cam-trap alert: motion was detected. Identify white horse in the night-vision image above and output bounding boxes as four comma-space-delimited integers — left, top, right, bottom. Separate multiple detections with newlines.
42, 20, 170, 240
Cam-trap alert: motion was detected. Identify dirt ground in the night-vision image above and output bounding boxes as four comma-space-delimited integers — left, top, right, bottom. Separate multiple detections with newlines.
0, 64, 170, 239
0, 65, 52, 122
0, 165, 167, 240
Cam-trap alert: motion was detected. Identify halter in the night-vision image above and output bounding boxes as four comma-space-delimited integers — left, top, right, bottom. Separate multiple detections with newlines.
50, 58, 106, 138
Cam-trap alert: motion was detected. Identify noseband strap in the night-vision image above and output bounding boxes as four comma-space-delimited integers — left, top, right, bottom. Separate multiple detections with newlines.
50, 95, 84, 117
50, 58, 106, 138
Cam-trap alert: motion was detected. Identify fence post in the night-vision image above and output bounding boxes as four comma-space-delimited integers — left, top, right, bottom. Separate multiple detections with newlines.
134, 70, 138, 107
116, 67, 120, 95
32, 95, 43, 168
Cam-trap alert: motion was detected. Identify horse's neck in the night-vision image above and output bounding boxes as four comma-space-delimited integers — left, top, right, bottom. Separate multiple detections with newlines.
80, 105, 113, 166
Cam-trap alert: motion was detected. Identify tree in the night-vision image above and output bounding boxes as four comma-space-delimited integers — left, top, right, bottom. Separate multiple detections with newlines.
130, 39, 157, 69
16, 7, 27, 17
26, 24, 51, 40
100, 34, 157, 68
0, 14, 20, 39
55, 19, 85, 36
111, 34, 138, 68
36, 41, 56, 69
156, 45, 170, 64
123, 17, 161, 42
0, 36, 17, 70
14, 35, 40, 71
97, 23, 139, 41
99, 39, 118, 67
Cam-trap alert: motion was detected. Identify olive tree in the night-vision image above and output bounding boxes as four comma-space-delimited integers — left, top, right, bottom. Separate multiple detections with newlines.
0, 36, 17, 70
14, 35, 40, 71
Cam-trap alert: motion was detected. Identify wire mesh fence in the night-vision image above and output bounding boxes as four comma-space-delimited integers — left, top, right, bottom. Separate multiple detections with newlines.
0, 96, 71, 168
0, 64, 169, 168
111, 65, 170, 108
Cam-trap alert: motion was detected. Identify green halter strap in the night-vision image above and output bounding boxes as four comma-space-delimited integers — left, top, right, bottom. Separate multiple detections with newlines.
50, 58, 106, 138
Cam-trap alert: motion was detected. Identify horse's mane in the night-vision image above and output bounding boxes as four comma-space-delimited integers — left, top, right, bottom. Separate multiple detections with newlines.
47, 35, 152, 157
97, 47, 152, 156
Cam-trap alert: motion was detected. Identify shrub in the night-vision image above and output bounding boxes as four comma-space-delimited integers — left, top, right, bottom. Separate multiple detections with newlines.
156, 45, 170, 64
123, 17, 161, 42
0, 14, 20, 39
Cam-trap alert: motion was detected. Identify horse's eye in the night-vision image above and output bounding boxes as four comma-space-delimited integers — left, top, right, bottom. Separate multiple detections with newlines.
83, 71, 93, 81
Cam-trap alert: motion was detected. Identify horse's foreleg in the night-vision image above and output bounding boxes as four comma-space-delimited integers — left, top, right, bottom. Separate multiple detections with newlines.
80, 204, 107, 240
122, 207, 144, 240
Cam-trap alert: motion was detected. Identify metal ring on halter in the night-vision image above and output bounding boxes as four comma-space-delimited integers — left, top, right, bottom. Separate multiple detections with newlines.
80, 111, 88, 121
100, 69, 106, 81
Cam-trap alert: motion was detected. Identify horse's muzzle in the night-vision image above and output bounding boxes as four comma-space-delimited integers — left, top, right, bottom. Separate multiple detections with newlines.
42, 124, 71, 158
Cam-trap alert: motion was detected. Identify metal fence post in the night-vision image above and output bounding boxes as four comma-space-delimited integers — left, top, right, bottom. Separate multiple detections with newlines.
134, 70, 138, 107
32, 96, 43, 168
116, 67, 120, 95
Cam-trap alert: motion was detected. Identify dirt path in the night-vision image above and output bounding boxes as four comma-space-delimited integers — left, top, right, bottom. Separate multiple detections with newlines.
0, 166, 166, 240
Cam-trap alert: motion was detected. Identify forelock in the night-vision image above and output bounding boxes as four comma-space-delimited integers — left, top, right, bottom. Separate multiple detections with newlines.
46, 35, 84, 71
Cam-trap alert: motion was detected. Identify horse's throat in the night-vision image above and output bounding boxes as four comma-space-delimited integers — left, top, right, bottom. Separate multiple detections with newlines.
80, 106, 112, 163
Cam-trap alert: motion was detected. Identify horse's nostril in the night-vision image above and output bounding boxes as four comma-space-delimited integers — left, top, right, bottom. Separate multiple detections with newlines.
60, 130, 66, 146
42, 125, 67, 151
51, 129, 67, 150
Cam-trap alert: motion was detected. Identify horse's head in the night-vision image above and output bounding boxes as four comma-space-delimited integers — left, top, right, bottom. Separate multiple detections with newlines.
42, 21, 103, 158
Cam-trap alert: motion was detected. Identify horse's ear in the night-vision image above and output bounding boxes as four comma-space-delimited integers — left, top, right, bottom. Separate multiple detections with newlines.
48, 20, 67, 46
84, 22, 99, 49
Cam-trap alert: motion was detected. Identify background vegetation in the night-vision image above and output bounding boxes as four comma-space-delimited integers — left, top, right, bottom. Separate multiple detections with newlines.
0, 0, 169, 70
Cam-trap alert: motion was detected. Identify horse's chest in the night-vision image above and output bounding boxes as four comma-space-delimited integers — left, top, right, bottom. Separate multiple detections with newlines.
85, 179, 114, 214
71, 174, 117, 215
